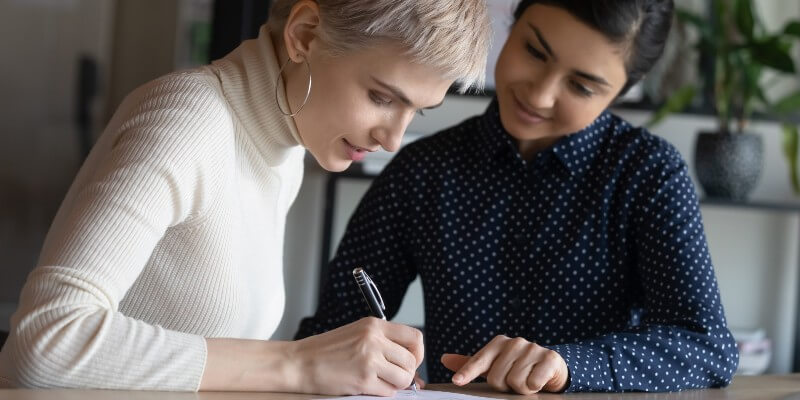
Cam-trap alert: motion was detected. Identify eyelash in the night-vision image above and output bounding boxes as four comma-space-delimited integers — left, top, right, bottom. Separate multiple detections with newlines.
525, 43, 547, 61
369, 90, 392, 106
525, 42, 594, 98
571, 82, 594, 98
369, 90, 426, 116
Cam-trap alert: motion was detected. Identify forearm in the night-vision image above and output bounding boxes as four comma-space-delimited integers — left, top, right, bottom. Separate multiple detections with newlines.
205, 319, 423, 396
549, 324, 737, 392
200, 338, 299, 392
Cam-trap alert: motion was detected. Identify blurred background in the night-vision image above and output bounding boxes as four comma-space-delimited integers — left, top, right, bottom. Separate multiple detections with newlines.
1, 0, 799, 377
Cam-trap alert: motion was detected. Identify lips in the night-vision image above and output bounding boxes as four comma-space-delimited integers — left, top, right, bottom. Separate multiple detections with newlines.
512, 94, 551, 125
343, 139, 374, 161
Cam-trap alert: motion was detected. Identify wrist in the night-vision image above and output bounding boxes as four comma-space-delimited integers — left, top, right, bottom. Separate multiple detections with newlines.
201, 338, 302, 392
254, 339, 303, 393
275, 339, 303, 393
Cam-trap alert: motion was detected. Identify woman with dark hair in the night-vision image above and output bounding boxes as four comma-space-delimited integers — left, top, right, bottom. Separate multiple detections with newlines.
296, 0, 739, 395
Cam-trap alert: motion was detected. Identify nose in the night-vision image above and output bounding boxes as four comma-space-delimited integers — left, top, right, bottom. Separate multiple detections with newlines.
372, 116, 410, 153
525, 74, 559, 110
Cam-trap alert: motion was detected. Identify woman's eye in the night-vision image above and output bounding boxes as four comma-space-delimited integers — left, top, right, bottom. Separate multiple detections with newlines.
369, 91, 392, 106
525, 43, 547, 61
570, 81, 594, 98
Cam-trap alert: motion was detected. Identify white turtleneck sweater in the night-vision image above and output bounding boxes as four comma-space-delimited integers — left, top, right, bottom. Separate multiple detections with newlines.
0, 26, 305, 391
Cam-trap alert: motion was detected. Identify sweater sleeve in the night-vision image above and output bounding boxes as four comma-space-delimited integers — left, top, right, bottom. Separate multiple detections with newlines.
0, 74, 231, 391
549, 153, 739, 392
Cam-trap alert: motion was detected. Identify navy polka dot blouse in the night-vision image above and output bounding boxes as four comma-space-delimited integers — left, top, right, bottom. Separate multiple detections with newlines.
296, 99, 739, 392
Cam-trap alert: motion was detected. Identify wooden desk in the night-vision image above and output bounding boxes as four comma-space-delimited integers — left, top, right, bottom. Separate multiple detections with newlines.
1, 375, 799, 400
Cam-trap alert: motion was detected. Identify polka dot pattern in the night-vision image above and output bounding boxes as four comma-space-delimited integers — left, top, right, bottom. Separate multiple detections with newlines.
296, 100, 739, 392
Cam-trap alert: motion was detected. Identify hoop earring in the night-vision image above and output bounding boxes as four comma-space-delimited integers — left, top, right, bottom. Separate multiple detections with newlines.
275, 56, 312, 117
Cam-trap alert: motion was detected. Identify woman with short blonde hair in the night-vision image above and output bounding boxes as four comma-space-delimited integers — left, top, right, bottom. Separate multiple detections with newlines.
268, 0, 489, 92
0, 0, 490, 395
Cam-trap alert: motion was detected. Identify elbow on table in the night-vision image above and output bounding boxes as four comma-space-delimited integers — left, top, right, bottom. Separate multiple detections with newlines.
708, 335, 740, 388
1, 310, 105, 389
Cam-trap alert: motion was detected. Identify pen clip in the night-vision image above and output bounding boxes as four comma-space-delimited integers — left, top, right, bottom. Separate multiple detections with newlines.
363, 271, 386, 312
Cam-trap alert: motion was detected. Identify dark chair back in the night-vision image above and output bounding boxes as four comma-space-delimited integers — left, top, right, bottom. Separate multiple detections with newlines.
0, 330, 8, 348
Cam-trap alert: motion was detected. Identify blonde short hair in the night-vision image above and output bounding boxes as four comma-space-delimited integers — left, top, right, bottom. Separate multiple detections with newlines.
267, 0, 490, 93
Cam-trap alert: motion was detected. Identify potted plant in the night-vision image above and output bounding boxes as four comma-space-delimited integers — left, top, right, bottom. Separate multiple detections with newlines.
648, 0, 800, 199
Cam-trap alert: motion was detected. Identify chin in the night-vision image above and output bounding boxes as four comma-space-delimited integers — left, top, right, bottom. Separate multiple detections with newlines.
318, 158, 352, 173
499, 110, 558, 142
497, 107, 528, 139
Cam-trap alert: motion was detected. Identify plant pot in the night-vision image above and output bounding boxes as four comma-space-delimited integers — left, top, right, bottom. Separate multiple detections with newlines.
694, 131, 763, 200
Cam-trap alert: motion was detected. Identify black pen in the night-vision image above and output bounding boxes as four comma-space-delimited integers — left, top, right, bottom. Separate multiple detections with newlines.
352, 267, 418, 393
353, 267, 386, 320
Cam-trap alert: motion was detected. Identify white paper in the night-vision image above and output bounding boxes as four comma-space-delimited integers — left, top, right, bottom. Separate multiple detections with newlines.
316, 389, 497, 400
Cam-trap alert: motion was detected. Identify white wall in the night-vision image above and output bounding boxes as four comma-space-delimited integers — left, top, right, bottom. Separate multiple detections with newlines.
278, 95, 800, 374
0, 0, 191, 332
106, 0, 181, 119
0, 0, 117, 329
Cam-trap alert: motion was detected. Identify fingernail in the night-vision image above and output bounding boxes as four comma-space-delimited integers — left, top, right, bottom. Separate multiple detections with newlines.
453, 374, 464, 384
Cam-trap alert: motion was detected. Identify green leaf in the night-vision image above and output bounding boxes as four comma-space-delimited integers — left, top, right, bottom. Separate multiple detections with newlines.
712, 0, 728, 45
734, 0, 755, 39
785, 21, 800, 37
751, 38, 796, 73
747, 64, 767, 104
694, 40, 716, 54
773, 91, 800, 115
735, 51, 765, 121
782, 123, 800, 193
676, 8, 713, 40
676, 8, 705, 27
646, 85, 697, 128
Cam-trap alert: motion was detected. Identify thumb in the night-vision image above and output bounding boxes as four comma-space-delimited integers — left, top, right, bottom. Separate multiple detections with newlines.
440, 353, 471, 373
542, 356, 570, 392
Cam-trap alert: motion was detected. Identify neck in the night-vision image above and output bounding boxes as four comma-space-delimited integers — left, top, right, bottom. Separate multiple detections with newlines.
270, 32, 290, 67
210, 24, 305, 163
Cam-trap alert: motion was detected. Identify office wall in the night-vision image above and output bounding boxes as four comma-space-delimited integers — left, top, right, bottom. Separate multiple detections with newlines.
106, 0, 180, 119
277, 95, 800, 374
0, 0, 116, 326
0, 0, 183, 331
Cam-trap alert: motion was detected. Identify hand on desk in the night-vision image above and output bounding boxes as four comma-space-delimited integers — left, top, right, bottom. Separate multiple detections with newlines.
289, 317, 424, 396
441, 335, 569, 395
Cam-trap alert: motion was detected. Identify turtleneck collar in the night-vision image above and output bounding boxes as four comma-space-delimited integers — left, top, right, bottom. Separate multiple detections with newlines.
209, 25, 305, 165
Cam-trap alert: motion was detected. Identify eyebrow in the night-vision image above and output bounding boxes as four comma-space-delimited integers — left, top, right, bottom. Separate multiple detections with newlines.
573, 71, 611, 87
371, 77, 444, 110
529, 23, 555, 60
527, 23, 612, 87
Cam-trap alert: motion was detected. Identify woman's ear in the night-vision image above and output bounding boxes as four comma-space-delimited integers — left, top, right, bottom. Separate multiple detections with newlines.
282, 0, 321, 62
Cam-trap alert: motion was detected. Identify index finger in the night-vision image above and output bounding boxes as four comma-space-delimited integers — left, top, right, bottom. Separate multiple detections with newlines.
452, 336, 508, 385
382, 322, 425, 366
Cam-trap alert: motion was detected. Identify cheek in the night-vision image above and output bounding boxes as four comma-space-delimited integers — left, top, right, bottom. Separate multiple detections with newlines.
314, 98, 382, 143
304, 79, 362, 139
495, 48, 526, 86
554, 97, 608, 132
340, 109, 379, 137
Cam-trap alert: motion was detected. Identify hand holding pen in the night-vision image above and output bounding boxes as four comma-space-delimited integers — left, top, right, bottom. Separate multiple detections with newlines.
288, 308, 424, 396
353, 267, 425, 393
